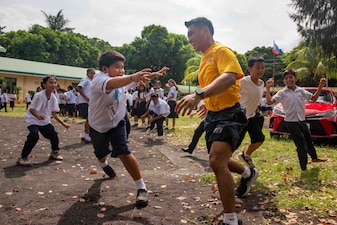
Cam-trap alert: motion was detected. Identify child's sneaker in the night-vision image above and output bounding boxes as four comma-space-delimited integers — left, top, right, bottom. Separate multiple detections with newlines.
156, 135, 164, 140
146, 128, 154, 135
238, 152, 255, 168
17, 157, 32, 167
49, 151, 63, 160
135, 189, 148, 209
102, 165, 116, 178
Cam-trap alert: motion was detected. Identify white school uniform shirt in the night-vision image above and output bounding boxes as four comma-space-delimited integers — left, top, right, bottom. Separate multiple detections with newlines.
24, 90, 60, 127
167, 86, 178, 101
146, 87, 155, 101
88, 72, 138, 133
156, 88, 165, 99
239, 76, 264, 119
65, 90, 77, 104
77, 76, 92, 104
272, 85, 312, 122
25, 93, 32, 103
149, 98, 170, 117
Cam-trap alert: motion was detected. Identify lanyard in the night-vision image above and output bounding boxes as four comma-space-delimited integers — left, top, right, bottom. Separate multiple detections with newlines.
115, 89, 119, 103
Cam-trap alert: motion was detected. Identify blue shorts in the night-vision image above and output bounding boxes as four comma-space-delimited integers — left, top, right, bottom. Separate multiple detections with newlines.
204, 103, 247, 153
89, 119, 130, 159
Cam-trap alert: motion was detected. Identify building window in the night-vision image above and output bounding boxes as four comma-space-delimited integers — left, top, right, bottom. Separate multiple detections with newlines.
1, 77, 17, 92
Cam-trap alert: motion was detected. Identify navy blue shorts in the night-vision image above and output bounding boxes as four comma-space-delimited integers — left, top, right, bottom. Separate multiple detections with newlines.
89, 119, 131, 159
78, 103, 89, 119
204, 103, 247, 153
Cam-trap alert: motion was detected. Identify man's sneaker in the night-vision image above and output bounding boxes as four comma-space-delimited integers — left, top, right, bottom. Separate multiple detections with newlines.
238, 152, 255, 168
236, 168, 259, 198
102, 165, 116, 178
218, 219, 243, 225
135, 189, 148, 209
49, 151, 63, 160
181, 147, 193, 154
17, 157, 32, 167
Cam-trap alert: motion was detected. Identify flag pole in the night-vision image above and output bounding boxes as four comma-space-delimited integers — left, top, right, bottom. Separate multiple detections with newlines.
272, 41, 275, 93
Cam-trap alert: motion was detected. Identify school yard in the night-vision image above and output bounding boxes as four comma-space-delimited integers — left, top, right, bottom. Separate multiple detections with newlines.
0, 116, 336, 225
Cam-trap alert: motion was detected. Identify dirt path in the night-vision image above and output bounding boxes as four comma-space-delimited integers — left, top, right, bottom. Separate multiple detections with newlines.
0, 116, 326, 225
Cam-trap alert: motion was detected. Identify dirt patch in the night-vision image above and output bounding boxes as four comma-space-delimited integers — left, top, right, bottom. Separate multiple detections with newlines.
0, 116, 335, 225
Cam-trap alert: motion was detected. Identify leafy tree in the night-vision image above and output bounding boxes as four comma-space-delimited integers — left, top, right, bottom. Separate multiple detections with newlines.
290, 0, 337, 57
41, 9, 74, 32
285, 44, 337, 86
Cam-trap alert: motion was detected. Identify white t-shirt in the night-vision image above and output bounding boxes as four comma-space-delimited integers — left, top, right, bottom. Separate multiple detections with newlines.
77, 76, 92, 104
88, 72, 137, 133
239, 76, 264, 119
167, 86, 178, 101
24, 90, 59, 126
25, 93, 32, 103
149, 98, 170, 117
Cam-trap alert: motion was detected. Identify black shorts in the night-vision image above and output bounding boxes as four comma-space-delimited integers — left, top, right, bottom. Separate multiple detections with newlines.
78, 103, 89, 119
236, 113, 265, 149
90, 119, 130, 159
204, 103, 247, 153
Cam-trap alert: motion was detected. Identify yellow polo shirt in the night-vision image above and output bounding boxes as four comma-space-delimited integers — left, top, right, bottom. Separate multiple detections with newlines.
199, 42, 244, 112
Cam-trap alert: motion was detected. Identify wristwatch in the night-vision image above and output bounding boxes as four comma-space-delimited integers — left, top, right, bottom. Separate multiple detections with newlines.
195, 88, 205, 99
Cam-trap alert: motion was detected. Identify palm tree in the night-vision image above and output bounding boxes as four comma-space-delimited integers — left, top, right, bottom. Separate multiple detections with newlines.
41, 9, 74, 32
286, 46, 337, 84
182, 53, 202, 83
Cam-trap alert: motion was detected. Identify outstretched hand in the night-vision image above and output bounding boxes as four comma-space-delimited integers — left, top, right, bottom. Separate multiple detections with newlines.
175, 93, 200, 116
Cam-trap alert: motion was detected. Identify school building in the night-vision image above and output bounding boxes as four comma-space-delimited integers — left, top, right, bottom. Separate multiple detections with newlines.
0, 57, 93, 102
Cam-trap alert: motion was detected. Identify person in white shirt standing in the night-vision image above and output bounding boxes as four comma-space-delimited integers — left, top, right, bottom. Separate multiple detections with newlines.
88, 50, 169, 208
76, 68, 95, 143
25, 91, 32, 110
64, 85, 77, 122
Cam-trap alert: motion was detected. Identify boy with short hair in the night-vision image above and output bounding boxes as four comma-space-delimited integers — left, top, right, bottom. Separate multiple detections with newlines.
88, 50, 169, 208
237, 56, 266, 169
265, 69, 328, 171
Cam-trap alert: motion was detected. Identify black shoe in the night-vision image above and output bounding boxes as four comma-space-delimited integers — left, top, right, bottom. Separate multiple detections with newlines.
218, 219, 243, 225
181, 147, 193, 154
235, 168, 259, 198
135, 189, 148, 209
102, 165, 116, 178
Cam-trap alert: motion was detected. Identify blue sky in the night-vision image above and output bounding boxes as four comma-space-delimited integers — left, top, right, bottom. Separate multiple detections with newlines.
0, 0, 301, 54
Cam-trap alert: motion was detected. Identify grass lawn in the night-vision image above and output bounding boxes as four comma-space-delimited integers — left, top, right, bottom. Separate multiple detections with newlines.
170, 114, 337, 220
2, 104, 336, 220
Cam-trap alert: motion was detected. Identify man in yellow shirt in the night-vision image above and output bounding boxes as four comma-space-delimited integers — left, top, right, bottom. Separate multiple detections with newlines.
176, 17, 258, 225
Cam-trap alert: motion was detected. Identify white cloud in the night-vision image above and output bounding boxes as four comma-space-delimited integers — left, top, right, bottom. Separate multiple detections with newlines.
0, 0, 300, 54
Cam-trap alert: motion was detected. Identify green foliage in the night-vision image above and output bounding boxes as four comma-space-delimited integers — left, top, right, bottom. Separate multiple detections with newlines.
290, 0, 337, 57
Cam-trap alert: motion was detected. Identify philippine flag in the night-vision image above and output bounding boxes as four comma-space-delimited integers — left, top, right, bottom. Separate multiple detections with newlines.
272, 42, 281, 55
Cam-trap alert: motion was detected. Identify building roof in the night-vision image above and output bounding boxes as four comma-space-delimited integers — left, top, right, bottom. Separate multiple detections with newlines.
0, 57, 94, 80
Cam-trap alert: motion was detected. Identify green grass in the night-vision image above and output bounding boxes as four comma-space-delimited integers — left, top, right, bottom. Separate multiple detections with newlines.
169, 116, 337, 220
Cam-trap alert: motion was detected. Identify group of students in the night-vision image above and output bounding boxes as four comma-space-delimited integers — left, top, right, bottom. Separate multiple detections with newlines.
13, 16, 329, 225
129, 78, 179, 132
0, 89, 17, 112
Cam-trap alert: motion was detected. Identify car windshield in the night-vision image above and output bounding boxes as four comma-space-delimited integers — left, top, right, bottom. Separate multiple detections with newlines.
306, 90, 334, 103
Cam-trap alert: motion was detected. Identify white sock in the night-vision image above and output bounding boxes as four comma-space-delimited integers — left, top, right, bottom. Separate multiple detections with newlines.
223, 213, 238, 224
135, 178, 147, 190
241, 167, 251, 179
99, 160, 108, 168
